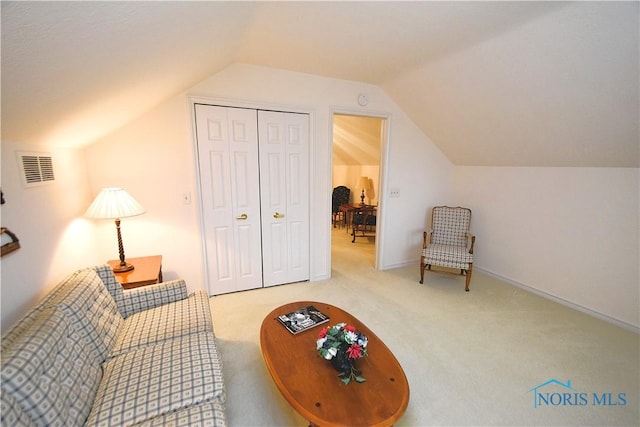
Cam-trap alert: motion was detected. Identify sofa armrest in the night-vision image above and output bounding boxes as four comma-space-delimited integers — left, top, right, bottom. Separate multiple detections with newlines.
119, 279, 189, 318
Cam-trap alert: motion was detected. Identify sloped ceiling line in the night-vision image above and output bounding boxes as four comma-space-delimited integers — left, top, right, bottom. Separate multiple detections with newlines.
2, 1, 638, 167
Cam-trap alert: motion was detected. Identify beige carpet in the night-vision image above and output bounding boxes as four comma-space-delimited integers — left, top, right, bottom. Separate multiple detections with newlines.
209, 227, 639, 426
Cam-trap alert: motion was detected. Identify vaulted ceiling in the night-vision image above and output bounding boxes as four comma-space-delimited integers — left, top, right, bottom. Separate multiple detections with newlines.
333, 115, 382, 166
2, 1, 638, 167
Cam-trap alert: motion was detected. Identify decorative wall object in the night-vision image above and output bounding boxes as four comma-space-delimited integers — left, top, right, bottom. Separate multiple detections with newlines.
1, 190, 22, 257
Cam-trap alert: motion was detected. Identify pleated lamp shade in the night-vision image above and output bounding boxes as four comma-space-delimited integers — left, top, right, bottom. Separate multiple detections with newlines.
357, 176, 371, 192
85, 188, 145, 273
85, 188, 145, 219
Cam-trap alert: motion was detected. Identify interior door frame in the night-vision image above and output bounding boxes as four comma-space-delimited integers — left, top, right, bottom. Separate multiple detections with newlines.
189, 96, 315, 294
329, 107, 391, 270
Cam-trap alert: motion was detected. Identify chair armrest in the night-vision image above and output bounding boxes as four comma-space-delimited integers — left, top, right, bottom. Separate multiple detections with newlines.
467, 232, 476, 254
423, 229, 434, 248
119, 279, 189, 318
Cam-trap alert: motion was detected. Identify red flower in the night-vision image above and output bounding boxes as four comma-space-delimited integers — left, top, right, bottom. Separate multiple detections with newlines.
346, 344, 363, 359
344, 324, 357, 333
318, 327, 328, 338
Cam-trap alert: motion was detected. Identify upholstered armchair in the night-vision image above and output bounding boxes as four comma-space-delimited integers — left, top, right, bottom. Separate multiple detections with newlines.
332, 186, 350, 227
420, 206, 476, 291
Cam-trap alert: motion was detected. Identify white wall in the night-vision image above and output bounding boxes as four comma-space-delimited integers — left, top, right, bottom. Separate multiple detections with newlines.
383, 2, 639, 168
5, 62, 633, 334
453, 166, 639, 329
1, 141, 99, 333
84, 63, 454, 292
1, 63, 452, 331
84, 96, 203, 294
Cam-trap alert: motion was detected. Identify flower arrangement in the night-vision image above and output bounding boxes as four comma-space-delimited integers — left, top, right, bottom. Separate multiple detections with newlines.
317, 322, 368, 384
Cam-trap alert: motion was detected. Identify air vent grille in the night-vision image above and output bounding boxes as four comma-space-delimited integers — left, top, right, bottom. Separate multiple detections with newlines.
17, 152, 55, 187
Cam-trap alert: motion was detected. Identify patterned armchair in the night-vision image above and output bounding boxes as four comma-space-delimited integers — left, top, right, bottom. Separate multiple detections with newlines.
332, 186, 350, 227
420, 206, 476, 291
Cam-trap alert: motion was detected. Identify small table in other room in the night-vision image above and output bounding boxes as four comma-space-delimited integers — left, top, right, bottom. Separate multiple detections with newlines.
107, 255, 163, 289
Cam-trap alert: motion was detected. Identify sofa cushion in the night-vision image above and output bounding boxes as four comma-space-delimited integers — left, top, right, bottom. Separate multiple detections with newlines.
422, 243, 473, 269
1, 307, 102, 427
1, 383, 36, 427
86, 333, 225, 427
93, 264, 125, 311
1, 269, 88, 353
48, 268, 123, 361
111, 290, 213, 357
135, 401, 226, 427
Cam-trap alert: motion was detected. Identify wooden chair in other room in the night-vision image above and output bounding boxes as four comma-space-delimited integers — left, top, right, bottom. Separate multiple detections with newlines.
331, 186, 350, 228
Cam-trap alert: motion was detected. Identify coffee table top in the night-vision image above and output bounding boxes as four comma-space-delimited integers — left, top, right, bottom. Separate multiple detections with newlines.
260, 301, 409, 427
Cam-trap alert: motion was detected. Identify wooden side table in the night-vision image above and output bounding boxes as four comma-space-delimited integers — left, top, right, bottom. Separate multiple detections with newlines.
107, 255, 163, 289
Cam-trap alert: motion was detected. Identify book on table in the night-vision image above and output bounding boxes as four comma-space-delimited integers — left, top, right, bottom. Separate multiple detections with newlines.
277, 305, 330, 334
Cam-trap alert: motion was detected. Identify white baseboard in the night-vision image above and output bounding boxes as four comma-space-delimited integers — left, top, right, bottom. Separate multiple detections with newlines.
476, 267, 639, 334
379, 260, 415, 270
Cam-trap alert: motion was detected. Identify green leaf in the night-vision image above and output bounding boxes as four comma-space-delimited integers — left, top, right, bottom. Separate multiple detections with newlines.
355, 376, 366, 383
341, 377, 351, 385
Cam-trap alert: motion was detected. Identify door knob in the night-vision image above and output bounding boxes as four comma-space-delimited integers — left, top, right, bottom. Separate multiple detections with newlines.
236, 213, 248, 220
273, 212, 285, 219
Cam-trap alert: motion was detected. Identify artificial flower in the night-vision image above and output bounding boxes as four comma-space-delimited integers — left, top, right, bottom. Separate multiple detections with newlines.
317, 323, 368, 384
346, 344, 364, 359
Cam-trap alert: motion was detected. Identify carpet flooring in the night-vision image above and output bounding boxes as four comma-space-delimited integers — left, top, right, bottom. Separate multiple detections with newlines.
209, 227, 639, 426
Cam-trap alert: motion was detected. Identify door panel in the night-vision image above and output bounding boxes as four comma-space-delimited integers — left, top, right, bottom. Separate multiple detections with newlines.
195, 104, 262, 295
284, 114, 310, 283
259, 111, 310, 287
196, 105, 309, 293
213, 227, 232, 280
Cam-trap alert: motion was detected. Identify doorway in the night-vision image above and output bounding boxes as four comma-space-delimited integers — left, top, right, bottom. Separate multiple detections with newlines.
331, 113, 385, 267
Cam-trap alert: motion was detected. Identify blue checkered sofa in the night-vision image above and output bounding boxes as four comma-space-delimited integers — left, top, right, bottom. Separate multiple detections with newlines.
1, 265, 226, 426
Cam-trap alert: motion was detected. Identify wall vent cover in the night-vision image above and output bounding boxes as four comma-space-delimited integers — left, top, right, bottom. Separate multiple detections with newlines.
17, 152, 55, 187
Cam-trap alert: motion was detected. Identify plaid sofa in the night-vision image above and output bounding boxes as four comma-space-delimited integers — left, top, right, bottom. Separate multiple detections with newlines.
1, 265, 226, 426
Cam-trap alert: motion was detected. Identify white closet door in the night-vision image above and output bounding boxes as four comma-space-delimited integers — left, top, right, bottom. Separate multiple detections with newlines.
258, 110, 310, 287
195, 104, 263, 294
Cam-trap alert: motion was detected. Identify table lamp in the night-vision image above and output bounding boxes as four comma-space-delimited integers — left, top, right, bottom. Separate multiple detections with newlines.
85, 187, 145, 272
357, 176, 370, 205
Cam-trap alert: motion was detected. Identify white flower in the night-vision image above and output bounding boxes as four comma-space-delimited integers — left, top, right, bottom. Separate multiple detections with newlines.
324, 346, 338, 360
316, 337, 327, 350
344, 330, 358, 344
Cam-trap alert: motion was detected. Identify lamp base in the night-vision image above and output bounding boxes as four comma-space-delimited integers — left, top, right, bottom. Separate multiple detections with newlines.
112, 263, 134, 273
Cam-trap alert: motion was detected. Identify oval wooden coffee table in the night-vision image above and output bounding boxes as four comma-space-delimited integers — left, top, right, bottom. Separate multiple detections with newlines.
260, 301, 410, 427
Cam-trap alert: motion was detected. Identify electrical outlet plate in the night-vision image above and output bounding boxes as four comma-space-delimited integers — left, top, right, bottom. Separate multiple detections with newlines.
389, 189, 400, 198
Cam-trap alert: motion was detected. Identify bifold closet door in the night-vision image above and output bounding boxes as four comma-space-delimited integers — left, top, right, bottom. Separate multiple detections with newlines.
258, 110, 310, 287
195, 104, 263, 295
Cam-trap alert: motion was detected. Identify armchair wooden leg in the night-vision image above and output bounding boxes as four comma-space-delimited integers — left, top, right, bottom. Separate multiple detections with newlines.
420, 259, 425, 284
465, 264, 473, 292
